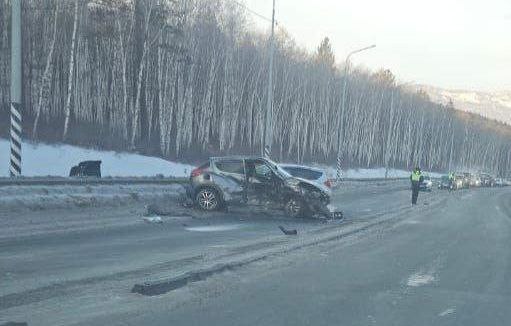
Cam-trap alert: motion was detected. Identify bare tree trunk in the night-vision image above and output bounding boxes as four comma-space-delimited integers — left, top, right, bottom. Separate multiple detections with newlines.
62, 0, 79, 140
33, 1, 59, 138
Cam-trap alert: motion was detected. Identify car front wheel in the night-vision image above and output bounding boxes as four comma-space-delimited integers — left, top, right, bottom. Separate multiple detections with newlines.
196, 188, 221, 211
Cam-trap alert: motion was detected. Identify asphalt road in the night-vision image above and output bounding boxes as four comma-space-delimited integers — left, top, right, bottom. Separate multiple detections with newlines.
110, 187, 511, 326
2, 183, 509, 326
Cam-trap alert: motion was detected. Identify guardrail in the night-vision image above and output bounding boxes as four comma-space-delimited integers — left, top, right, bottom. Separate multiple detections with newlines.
0, 177, 188, 187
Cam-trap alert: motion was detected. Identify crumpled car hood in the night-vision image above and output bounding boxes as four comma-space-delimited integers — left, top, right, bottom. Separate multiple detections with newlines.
288, 177, 332, 196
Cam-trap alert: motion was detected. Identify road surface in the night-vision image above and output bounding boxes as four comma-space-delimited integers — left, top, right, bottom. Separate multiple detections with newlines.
1, 183, 509, 326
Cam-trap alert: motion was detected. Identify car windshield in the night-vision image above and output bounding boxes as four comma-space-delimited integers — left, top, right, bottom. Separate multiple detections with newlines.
3, 1, 511, 325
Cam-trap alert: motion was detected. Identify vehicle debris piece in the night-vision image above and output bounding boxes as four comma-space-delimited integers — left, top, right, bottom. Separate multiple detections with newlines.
279, 225, 298, 236
145, 204, 172, 216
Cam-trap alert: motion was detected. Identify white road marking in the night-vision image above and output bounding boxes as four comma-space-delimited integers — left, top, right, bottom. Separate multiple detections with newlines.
407, 272, 435, 287
185, 224, 243, 232
439, 308, 456, 317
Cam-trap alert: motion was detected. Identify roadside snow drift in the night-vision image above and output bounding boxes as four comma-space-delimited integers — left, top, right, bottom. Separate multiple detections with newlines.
0, 139, 194, 177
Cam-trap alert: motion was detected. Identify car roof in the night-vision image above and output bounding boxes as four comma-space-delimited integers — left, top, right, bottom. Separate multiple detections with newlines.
210, 156, 264, 161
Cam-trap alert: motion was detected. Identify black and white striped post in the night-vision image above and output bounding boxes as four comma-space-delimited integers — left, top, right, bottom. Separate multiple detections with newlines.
9, 0, 22, 177
264, 145, 271, 159
336, 155, 342, 181
10, 104, 22, 177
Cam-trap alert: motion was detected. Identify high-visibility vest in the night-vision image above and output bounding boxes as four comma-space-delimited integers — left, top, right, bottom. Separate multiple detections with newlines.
411, 171, 421, 182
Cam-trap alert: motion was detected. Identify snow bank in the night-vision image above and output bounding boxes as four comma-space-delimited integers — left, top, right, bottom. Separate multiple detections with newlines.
311, 165, 443, 179
0, 139, 194, 177
0, 138, 444, 179
0, 183, 185, 213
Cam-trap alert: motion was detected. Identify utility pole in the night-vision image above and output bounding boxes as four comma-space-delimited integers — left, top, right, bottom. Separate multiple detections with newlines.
262, 0, 275, 159
336, 44, 375, 181
10, 0, 22, 177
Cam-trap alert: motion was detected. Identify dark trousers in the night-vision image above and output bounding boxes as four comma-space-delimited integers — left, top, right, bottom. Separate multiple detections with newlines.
411, 182, 420, 204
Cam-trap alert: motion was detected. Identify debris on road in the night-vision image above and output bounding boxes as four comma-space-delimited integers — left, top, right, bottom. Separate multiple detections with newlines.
279, 226, 298, 236
145, 204, 171, 216
142, 216, 163, 224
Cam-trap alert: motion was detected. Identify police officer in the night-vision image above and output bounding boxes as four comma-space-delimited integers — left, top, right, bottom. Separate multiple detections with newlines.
448, 172, 455, 191
410, 167, 423, 205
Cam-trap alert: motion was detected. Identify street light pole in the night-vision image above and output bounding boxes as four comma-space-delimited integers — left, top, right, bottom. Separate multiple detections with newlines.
336, 44, 376, 181
10, 0, 22, 177
262, 0, 275, 159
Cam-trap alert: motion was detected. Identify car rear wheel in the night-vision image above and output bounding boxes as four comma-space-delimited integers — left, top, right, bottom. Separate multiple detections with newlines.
196, 188, 221, 211
284, 197, 306, 218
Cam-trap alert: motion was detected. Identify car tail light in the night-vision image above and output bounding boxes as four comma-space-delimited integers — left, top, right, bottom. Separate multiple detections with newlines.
191, 167, 204, 177
191, 162, 210, 178
324, 179, 333, 188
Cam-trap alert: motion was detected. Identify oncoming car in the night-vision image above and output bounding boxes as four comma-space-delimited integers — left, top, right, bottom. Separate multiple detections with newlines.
187, 157, 342, 219
419, 175, 433, 192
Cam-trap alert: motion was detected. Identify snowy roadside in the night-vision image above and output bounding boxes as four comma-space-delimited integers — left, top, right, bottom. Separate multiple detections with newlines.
0, 138, 194, 178
1, 139, 445, 180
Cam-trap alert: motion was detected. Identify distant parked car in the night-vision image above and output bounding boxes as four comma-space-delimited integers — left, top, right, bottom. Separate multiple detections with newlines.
278, 164, 335, 190
69, 160, 102, 178
419, 175, 433, 192
469, 174, 482, 187
461, 173, 471, 189
454, 174, 465, 190
480, 173, 496, 187
495, 178, 510, 187
438, 176, 451, 190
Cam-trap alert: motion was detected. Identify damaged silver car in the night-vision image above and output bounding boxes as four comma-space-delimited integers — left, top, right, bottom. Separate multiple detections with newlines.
187, 156, 342, 219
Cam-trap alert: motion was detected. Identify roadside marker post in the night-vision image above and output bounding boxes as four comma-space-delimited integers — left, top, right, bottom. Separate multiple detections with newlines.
9, 0, 22, 177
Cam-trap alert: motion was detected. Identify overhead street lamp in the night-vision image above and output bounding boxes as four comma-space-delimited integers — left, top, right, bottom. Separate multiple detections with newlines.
262, 0, 276, 159
336, 44, 376, 181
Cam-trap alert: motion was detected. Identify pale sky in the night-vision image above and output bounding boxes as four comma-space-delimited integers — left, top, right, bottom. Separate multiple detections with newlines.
244, 0, 511, 91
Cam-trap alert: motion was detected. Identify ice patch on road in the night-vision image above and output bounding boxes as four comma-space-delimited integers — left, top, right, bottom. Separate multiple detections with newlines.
407, 272, 435, 287
439, 308, 456, 317
185, 224, 243, 232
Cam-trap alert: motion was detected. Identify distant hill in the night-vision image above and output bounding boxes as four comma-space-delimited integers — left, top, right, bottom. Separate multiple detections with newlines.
414, 85, 511, 125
